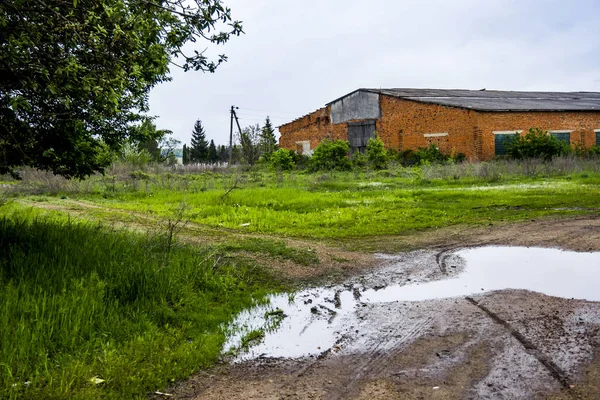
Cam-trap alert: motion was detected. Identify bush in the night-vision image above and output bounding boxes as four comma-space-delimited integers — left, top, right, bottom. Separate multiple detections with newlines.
415, 143, 448, 164
309, 140, 351, 171
269, 149, 295, 171
506, 128, 570, 161
366, 136, 389, 170
395, 149, 421, 166
588, 145, 600, 157
351, 152, 368, 169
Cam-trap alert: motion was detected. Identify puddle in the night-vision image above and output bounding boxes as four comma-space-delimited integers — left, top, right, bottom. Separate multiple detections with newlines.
224, 246, 599, 361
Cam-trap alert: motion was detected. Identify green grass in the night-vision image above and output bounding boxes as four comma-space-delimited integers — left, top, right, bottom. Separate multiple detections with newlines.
0, 207, 284, 399
58, 172, 600, 240
2, 160, 600, 398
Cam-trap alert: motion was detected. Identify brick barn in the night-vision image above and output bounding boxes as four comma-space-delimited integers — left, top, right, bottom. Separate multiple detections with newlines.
278, 89, 600, 160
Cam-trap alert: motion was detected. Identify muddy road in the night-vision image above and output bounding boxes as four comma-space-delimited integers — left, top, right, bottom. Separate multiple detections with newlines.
151, 217, 600, 400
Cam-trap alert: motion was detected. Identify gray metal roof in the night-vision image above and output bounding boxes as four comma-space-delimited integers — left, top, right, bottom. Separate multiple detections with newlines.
355, 88, 600, 111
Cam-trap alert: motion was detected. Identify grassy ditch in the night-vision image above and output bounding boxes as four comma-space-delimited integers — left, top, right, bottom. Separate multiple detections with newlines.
0, 207, 284, 399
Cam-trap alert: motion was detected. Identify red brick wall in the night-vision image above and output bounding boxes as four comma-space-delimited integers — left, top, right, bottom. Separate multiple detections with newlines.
475, 111, 600, 158
377, 96, 478, 158
279, 95, 600, 160
278, 107, 346, 153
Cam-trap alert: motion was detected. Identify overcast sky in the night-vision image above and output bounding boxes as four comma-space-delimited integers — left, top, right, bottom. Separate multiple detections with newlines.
148, 0, 600, 146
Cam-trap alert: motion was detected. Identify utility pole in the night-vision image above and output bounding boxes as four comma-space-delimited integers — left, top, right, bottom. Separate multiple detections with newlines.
229, 106, 235, 164
232, 108, 243, 138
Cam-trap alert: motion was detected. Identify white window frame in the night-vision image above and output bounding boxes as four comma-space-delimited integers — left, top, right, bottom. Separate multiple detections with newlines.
423, 132, 448, 138
295, 140, 312, 156
548, 130, 573, 134
493, 130, 522, 135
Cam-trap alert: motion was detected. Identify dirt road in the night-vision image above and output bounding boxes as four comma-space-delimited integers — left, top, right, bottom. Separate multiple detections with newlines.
159, 216, 600, 400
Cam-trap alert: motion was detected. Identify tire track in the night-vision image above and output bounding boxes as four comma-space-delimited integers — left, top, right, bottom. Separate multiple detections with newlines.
465, 296, 572, 389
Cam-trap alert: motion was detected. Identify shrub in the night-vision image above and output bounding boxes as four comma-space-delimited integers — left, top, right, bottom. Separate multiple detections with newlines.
309, 140, 351, 171
588, 145, 600, 157
366, 136, 389, 170
415, 143, 448, 164
269, 149, 295, 171
290, 151, 311, 170
506, 128, 570, 161
395, 149, 421, 166
351, 152, 368, 169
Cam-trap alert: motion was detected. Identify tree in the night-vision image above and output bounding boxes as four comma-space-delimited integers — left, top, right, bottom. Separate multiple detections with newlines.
190, 120, 209, 163
0, 0, 243, 178
217, 145, 227, 163
208, 140, 218, 163
239, 124, 261, 165
182, 144, 189, 165
135, 118, 171, 162
159, 135, 181, 165
259, 116, 278, 161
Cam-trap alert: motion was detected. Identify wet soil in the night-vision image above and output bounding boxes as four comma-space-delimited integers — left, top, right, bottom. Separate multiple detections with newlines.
17, 200, 600, 399
158, 217, 600, 400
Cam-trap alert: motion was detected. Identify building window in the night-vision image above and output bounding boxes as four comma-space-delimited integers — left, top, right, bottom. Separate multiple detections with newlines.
549, 130, 572, 144
493, 131, 521, 156
295, 141, 312, 156
595, 130, 600, 146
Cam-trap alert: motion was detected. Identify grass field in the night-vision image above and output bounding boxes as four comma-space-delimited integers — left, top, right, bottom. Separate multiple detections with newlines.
0, 207, 285, 399
1, 158, 599, 398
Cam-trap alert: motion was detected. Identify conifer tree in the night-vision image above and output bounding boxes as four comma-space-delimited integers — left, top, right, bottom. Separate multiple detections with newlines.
182, 144, 189, 165
259, 116, 278, 160
217, 145, 227, 163
208, 140, 218, 163
190, 120, 209, 163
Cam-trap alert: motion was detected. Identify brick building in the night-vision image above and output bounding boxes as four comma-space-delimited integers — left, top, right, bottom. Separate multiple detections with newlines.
278, 89, 600, 160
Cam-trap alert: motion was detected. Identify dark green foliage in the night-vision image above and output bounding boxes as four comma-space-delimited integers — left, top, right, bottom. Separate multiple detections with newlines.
394, 149, 419, 166
0, 212, 280, 399
391, 144, 461, 166
589, 145, 600, 157
506, 128, 570, 161
259, 117, 278, 161
350, 152, 368, 169
0, 0, 242, 178
240, 124, 261, 165
366, 136, 389, 170
217, 145, 228, 163
415, 143, 448, 164
182, 144, 189, 165
269, 149, 295, 171
309, 140, 351, 171
190, 120, 209, 163
135, 119, 170, 162
208, 140, 218, 163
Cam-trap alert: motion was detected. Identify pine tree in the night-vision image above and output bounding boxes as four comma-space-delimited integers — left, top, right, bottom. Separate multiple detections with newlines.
259, 116, 278, 160
190, 119, 209, 163
217, 145, 227, 163
208, 140, 218, 163
182, 144, 189, 165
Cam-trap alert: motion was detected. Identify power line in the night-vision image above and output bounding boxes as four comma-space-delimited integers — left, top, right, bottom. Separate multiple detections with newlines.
237, 107, 298, 116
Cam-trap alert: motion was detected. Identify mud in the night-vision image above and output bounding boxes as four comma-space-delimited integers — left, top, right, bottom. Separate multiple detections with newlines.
17, 199, 600, 399
163, 243, 600, 400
